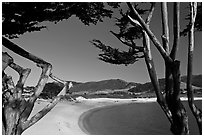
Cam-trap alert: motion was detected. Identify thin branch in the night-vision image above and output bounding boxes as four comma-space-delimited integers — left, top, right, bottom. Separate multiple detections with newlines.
145, 2, 156, 25
49, 73, 67, 85
161, 2, 170, 53
22, 95, 63, 132
170, 2, 180, 60
50, 73, 69, 95
110, 31, 143, 51
127, 2, 173, 64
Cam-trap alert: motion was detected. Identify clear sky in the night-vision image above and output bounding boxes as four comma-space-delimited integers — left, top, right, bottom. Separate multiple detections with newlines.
2, 2, 202, 86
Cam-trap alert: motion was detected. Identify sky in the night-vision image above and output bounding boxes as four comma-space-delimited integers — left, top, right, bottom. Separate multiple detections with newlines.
2, 2, 202, 86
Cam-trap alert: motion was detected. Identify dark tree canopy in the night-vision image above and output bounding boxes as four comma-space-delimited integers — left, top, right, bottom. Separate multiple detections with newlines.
2, 2, 118, 38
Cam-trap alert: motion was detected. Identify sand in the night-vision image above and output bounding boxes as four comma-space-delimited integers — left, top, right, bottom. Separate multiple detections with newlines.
22, 97, 202, 135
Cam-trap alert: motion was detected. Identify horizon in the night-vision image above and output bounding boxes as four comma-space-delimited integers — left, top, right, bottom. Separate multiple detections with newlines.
2, 2, 202, 86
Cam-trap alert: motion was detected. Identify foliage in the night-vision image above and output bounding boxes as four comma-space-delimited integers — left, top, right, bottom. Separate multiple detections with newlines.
181, 2, 202, 36
114, 3, 148, 41
91, 39, 144, 66
2, 2, 117, 38
91, 3, 153, 66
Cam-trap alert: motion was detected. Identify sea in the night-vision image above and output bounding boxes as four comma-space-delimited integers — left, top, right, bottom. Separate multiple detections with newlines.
81, 100, 202, 135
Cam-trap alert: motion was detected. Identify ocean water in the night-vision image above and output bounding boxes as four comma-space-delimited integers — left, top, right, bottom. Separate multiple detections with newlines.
81, 100, 202, 135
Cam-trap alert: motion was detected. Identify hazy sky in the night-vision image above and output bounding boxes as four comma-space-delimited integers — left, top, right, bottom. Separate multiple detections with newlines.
3, 2, 202, 86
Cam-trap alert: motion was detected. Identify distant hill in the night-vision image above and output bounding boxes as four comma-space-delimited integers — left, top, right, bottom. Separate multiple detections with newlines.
27, 74, 201, 99
181, 75, 202, 87
69, 79, 139, 93
129, 75, 202, 93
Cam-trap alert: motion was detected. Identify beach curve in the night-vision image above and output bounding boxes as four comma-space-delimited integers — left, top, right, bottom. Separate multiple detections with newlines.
22, 97, 202, 135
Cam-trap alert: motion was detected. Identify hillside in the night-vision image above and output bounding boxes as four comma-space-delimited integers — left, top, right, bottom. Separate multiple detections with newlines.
27, 74, 201, 99
69, 79, 139, 93
181, 75, 202, 87
129, 75, 202, 93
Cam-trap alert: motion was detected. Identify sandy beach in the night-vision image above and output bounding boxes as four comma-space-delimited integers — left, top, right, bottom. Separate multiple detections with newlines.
22, 97, 202, 135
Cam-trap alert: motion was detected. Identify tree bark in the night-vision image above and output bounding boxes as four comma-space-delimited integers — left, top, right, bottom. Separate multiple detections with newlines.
161, 2, 170, 53
2, 37, 49, 65
2, 38, 67, 135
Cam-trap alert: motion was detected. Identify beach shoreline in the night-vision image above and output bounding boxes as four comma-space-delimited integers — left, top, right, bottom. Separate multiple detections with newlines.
23, 97, 202, 135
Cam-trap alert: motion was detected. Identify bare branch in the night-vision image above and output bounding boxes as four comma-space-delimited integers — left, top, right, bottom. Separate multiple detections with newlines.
2, 37, 49, 65
128, 15, 142, 27
127, 2, 173, 64
2, 52, 13, 71
161, 2, 170, 53
22, 95, 62, 132
49, 73, 67, 85
145, 2, 156, 25
10, 62, 31, 99
170, 2, 180, 60
29, 63, 52, 103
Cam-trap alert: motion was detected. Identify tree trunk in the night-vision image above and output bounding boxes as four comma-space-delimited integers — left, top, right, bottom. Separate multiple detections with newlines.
187, 2, 202, 134
127, 2, 190, 134
2, 38, 67, 135
169, 61, 189, 134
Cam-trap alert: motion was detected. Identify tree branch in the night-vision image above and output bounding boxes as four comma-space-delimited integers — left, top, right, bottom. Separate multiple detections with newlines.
49, 73, 67, 85
127, 2, 173, 64
9, 62, 31, 99
110, 30, 143, 51
22, 95, 62, 132
50, 73, 69, 95
29, 63, 52, 103
145, 2, 156, 25
161, 2, 170, 53
2, 37, 49, 65
142, 31, 173, 124
2, 52, 14, 72
170, 2, 180, 60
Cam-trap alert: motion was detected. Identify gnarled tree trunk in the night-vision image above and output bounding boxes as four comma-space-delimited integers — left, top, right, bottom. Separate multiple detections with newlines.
2, 37, 68, 135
